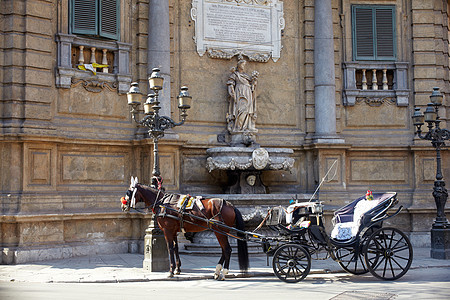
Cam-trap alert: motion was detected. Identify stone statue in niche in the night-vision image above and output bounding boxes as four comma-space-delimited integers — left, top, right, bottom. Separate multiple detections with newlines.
226, 59, 259, 145
227, 171, 267, 194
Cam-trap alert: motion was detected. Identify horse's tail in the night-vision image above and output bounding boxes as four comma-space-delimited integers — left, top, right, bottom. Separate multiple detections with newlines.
234, 206, 249, 272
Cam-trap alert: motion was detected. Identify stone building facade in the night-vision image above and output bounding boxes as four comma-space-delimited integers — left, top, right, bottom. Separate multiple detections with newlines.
0, 0, 449, 263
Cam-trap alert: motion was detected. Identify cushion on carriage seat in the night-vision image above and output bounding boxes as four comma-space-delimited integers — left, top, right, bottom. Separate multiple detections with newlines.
285, 202, 312, 224
331, 199, 380, 240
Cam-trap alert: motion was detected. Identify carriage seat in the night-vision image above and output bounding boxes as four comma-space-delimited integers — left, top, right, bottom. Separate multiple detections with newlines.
285, 202, 313, 224
330, 198, 380, 240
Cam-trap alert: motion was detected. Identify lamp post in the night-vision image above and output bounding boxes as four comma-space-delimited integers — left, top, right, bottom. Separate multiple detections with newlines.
127, 67, 192, 188
412, 87, 450, 259
127, 68, 192, 272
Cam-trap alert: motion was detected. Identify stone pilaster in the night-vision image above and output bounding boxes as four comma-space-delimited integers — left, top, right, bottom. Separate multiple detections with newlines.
313, 0, 343, 144
148, 0, 171, 117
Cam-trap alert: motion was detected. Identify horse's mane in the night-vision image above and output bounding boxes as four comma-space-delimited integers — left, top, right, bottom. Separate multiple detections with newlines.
136, 183, 166, 200
137, 183, 158, 192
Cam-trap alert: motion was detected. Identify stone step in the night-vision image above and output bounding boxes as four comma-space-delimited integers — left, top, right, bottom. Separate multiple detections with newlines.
181, 242, 265, 255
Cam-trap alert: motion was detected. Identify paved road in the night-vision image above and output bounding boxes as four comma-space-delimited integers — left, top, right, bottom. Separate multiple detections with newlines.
1, 266, 449, 300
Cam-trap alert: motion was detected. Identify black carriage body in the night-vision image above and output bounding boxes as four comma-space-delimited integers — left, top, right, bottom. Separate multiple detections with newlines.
263, 192, 413, 283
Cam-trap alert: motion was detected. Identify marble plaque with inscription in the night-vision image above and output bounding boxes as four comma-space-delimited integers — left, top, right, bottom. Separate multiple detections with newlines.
191, 0, 285, 62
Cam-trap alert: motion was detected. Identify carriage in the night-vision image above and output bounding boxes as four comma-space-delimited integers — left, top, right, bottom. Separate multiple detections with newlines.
255, 192, 413, 283
121, 178, 413, 283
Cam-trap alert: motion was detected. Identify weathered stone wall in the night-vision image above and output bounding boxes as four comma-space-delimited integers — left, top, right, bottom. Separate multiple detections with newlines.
0, 0, 449, 263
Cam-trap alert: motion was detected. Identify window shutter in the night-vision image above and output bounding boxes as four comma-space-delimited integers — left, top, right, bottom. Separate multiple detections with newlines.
354, 7, 374, 59
375, 8, 395, 59
71, 0, 98, 36
352, 5, 396, 61
99, 0, 120, 40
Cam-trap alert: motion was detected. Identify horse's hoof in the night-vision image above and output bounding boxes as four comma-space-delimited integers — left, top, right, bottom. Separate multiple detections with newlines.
167, 272, 174, 278
175, 270, 181, 275
215, 273, 225, 281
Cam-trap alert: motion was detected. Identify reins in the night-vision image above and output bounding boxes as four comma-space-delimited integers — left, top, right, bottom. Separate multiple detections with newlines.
151, 177, 164, 214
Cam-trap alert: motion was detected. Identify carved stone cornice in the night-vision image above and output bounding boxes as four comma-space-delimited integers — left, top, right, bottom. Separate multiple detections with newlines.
71, 78, 117, 93
206, 48, 271, 62
356, 97, 396, 107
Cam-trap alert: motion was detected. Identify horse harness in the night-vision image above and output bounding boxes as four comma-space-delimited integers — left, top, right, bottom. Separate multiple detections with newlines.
155, 194, 226, 233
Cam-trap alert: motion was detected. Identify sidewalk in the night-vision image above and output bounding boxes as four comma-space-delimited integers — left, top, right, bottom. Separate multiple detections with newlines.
0, 248, 448, 283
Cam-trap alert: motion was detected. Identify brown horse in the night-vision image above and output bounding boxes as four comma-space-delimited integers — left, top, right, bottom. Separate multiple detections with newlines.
121, 177, 249, 279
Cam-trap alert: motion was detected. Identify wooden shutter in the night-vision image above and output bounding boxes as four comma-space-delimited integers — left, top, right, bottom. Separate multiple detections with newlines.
352, 5, 396, 61
375, 8, 395, 59
353, 7, 374, 59
99, 0, 120, 40
71, 0, 98, 36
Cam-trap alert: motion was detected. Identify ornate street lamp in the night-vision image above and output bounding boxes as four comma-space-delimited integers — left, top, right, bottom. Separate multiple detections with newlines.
412, 87, 450, 259
127, 68, 192, 188
127, 68, 192, 273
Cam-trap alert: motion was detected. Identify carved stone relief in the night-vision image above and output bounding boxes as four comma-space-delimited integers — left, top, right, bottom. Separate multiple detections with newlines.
71, 78, 117, 93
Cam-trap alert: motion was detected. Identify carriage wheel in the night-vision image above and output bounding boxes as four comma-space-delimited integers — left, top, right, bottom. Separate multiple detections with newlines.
363, 227, 413, 281
336, 245, 368, 275
335, 227, 376, 275
272, 244, 311, 283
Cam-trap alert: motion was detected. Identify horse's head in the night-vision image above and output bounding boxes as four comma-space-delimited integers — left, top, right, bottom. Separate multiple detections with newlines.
121, 176, 139, 212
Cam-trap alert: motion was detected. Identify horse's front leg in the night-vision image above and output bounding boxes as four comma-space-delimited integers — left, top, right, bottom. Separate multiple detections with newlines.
214, 255, 225, 280
174, 235, 181, 275
214, 232, 232, 280
165, 236, 176, 278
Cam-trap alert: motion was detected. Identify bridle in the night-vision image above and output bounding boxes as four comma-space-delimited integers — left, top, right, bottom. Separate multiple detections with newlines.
121, 176, 139, 212
121, 176, 164, 213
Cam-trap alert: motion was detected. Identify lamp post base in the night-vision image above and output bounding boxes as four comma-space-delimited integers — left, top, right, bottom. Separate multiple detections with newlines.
431, 227, 450, 259
143, 218, 169, 271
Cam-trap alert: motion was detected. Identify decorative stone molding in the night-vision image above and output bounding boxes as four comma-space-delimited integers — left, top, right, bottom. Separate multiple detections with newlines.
71, 78, 118, 93
206, 156, 253, 171
206, 147, 294, 172
206, 48, 271, 62
191, 0, 285, 62
268, 158, 294, 170
252, 148, 269, 170
56, 34, 132, 94
356, 97, 396, 107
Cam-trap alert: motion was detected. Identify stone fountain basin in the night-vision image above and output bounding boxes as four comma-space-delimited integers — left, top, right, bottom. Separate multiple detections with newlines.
206, 147, 294, 172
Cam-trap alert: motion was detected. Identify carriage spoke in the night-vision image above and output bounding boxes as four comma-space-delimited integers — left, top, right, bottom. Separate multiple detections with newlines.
391, 256, 406, 271
294, 268, 301, 278
388, 258, 396, 278
388, 230, 395, 249
391, 254, 409, 261
382, 256, 389, 278
374, 255, 386, 271
391, 243, 409, 252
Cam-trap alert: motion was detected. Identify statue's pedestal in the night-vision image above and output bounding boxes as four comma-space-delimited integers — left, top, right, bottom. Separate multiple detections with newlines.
230, 132, 257, 147
143, 218, 169, 272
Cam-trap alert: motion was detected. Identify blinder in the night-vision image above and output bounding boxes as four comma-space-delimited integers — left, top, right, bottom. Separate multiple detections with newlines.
121, 176, 139, 211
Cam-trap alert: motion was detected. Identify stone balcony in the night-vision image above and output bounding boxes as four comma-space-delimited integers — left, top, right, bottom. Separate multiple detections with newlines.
343, 61, 410, 107
56, 33, 132, 94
